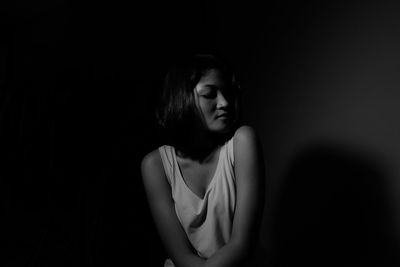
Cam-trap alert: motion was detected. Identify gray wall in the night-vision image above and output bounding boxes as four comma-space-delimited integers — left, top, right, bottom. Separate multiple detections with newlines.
226, 2, 400, 265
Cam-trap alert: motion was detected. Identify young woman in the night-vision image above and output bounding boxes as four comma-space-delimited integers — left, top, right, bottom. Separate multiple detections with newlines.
141, 54, 265, 267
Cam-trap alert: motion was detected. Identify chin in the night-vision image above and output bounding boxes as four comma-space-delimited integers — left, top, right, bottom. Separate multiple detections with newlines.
211, 125, 232, 134
205, 119, 235, 134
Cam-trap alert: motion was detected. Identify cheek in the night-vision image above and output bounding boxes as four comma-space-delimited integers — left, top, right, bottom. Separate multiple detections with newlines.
198, 100, 214, 113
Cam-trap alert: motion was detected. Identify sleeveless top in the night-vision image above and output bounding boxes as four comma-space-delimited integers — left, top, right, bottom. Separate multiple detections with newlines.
158, 136, 236, 265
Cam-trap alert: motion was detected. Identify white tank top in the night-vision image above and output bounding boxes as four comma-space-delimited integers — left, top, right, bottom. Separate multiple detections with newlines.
158, 136, 236, 264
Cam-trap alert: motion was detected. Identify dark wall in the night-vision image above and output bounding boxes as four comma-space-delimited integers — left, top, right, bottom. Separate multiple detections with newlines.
241, 1, 400, 266
1, 1, 400, 266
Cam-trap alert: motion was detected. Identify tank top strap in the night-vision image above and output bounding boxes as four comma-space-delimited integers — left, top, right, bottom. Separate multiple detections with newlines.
158, 145, 176, 188
226, 135, 235, 166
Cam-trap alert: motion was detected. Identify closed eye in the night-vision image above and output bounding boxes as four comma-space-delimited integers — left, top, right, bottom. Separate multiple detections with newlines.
201, 91, 218, 99
199, 86, 218, 99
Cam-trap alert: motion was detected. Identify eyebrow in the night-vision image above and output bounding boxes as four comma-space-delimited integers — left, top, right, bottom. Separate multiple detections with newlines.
195, 82, 228, 94
201, 84, 224, 91
196, 84, 216, 91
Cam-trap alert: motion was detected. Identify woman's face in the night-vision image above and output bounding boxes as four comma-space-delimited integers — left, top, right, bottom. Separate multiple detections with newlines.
194, 69, 234, 134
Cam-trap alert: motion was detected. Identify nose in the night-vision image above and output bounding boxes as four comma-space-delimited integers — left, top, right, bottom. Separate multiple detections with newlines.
216, 91, 229, 109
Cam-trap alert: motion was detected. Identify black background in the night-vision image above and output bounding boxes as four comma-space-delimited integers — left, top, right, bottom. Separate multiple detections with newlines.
2, 1, 400, 266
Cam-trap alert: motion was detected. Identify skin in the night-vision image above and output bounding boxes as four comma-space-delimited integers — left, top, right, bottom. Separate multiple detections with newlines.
141, 69, 265, 267
193, 69, 233, 134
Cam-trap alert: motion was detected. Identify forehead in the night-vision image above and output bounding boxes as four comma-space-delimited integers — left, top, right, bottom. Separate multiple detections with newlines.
195, 69, 227, 89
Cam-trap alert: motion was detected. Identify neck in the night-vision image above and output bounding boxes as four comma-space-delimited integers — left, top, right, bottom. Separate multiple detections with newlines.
176, 129, 227, 162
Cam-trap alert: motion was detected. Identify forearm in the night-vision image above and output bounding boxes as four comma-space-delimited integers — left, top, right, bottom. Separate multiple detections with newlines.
172, 251, 206, 267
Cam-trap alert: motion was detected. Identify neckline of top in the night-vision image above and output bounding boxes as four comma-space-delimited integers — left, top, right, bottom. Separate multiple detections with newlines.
173, 144, 224, 201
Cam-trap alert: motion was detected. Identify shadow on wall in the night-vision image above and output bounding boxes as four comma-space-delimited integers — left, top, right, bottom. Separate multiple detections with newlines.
270, 142, 399, 267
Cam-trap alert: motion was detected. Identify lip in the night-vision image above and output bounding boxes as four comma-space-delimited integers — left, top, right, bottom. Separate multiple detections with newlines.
216, 113, 230, 119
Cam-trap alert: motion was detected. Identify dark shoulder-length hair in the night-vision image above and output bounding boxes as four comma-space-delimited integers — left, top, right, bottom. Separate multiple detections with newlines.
156, 53, 241, 153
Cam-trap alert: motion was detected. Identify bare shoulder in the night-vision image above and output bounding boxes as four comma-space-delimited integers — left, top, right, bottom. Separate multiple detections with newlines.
141, 149, 166, 185
233, 125, 264, 172
141, 149, 162, 173
233, 125, 259, 149
234, 125, 257, 138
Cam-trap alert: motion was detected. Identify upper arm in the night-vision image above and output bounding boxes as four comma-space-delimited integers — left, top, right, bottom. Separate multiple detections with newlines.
141, 151, 204, 267
231, 126, 265, 251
